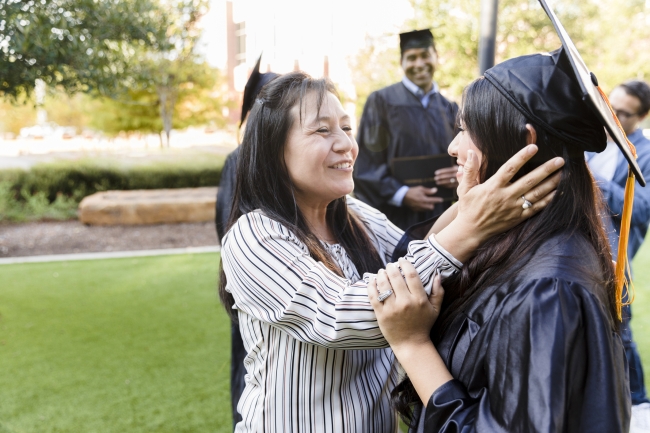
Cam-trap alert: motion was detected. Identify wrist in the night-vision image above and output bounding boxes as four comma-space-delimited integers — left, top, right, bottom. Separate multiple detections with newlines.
435, 219, 483, 263
391, 337, 436, 361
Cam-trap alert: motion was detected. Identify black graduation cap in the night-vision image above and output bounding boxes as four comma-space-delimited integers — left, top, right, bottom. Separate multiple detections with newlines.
483, 0, 645, 187
399, 29, 435, 56
240, 55, 279, 126
485, 0, 641, 320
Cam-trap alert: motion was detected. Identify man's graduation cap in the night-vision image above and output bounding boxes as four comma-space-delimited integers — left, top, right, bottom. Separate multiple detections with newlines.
240, 55, 279, 127
399, 29, 435, 56
483, 0, 643, 319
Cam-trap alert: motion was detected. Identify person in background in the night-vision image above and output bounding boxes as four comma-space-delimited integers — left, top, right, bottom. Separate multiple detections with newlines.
586, 79, 650, 433
354, 29, 459, 230
214, 56, 278, 430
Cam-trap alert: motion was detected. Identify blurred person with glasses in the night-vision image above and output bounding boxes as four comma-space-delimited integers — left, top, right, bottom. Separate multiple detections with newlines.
586, 79, 650, 433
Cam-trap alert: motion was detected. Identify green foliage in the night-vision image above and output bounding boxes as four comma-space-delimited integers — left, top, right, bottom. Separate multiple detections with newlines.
0, 1, 231, 139
89, 88, 163, 136
93, 61, 231, 138
0, 254, 232, 432
128, 0, 233, 146
0, 155, 225, 221
0, 181, 78, 222
0, 0, 168, 99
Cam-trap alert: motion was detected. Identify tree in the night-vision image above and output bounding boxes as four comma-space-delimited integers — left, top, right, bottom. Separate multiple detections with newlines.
84, 61, 231, 145
0, 0, 167, 99
115, 0, 233, 146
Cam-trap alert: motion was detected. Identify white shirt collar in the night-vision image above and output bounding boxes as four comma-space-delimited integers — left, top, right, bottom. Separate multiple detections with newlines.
402, 76, 439, 97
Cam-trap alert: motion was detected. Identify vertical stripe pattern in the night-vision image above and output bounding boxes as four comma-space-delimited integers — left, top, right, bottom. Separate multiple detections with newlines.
222, 196, 461, 433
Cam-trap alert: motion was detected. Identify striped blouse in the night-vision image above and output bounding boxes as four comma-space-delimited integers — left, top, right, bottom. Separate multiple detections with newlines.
221, 196, 462, 433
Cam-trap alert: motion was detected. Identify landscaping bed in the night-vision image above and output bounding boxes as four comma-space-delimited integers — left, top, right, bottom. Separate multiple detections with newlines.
0, 220, 219, 257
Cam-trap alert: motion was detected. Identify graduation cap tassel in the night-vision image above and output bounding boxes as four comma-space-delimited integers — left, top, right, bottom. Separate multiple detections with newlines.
597, 86, 637, 321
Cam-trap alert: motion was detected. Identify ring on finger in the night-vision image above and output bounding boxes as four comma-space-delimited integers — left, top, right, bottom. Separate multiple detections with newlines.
521, 195, 533, 210
377, 289, 394, 302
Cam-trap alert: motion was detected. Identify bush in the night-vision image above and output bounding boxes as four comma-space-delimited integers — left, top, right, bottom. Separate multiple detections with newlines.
0, 181, 79, 222
0, 157, 225, 222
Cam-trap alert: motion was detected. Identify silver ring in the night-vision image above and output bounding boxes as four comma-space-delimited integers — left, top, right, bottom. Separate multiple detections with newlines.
449, 177, 456, 184
377, 289, 394, 302
521, 195, 532, 210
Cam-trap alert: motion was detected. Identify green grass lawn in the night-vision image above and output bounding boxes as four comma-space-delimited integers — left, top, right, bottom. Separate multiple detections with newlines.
2, 244, 650, 433
631, 242, 650, 377
0, 253, 231, 433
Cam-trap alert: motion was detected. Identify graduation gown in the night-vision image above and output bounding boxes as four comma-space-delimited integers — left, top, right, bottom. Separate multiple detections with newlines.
214, 146, 247, 429
353, 82, 458, 230
216, 147, 239, 241
412, 232, 630, 432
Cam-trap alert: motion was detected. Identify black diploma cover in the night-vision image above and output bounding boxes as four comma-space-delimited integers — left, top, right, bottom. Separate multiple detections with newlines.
390, 154, 457, 201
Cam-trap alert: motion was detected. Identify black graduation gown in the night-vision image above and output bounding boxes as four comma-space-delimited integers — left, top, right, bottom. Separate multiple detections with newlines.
353, 82, 458, 230
214, 147, 247, 430
413, 232, 630, 432
215, 147, 239, 241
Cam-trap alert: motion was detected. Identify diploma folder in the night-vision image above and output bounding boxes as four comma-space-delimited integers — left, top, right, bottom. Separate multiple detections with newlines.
390, 154, 457, 201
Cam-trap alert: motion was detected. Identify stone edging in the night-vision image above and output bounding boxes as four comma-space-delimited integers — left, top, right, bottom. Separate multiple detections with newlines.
0, 246, 221, 265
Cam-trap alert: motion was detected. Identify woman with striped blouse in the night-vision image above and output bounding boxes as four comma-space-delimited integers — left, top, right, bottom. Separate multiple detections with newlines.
219, 72, 563, 433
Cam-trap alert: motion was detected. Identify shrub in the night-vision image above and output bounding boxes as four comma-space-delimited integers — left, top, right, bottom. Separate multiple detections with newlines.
0, 156, 225, 222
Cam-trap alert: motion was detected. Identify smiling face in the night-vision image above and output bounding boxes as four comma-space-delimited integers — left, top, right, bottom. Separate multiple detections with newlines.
401, 46, 437, 91
447, 121, 484, 185
284, 91, 358, 209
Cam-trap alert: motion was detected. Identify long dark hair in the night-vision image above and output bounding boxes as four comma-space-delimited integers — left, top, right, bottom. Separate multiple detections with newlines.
218, 71, 385, 319
393, 77, 617, 424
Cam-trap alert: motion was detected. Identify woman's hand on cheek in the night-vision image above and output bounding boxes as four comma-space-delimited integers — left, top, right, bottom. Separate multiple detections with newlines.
367, 259, 444, 352
456, 149, 481, 200
436, 144, 564, 263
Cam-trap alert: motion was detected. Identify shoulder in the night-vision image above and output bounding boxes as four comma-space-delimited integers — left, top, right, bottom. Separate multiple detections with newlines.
346, 195, 389, 226
488, 275, 614, 342
465, 232, 611, 322
221, 148, 240, 176
498, 233, 612, 323
346, 195, 401, 247
517, 232, 602, 286
369, 82, 408, 101
631, 130, 650, 164
434, 92, 458, 109
222, 210, 306, 254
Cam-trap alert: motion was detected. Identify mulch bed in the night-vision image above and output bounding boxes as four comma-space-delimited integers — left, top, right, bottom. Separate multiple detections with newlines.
0, 220, 219, 258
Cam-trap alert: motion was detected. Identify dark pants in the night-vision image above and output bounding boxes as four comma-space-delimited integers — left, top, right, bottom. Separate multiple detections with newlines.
622, 304, 649, 405
230, 319, 247, 430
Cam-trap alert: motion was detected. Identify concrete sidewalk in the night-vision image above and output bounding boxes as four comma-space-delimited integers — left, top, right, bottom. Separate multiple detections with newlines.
0, 246, 221, 265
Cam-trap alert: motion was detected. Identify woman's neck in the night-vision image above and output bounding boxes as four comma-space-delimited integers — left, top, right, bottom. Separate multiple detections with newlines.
298, 199, 336, 244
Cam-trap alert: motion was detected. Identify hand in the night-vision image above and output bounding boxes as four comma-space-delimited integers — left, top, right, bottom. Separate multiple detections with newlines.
436, 144, 563, 263
367, 259, 444, 351
403, 186, 444, 212
434, 166, 460, 189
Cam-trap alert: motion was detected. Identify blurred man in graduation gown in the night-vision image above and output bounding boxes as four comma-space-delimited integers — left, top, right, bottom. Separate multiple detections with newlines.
215, 57, 278, 431
353, 29, 458, 230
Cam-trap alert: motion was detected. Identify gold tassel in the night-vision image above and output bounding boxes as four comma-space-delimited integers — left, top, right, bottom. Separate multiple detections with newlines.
597, 86, 638, 321
615, 170, 635, 321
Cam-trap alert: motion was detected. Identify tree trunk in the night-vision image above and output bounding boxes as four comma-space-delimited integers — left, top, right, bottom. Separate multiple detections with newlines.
158, 81, 176, 148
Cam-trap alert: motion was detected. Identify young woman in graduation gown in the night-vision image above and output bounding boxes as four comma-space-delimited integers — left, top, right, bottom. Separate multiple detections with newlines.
368, 50, 631, 432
